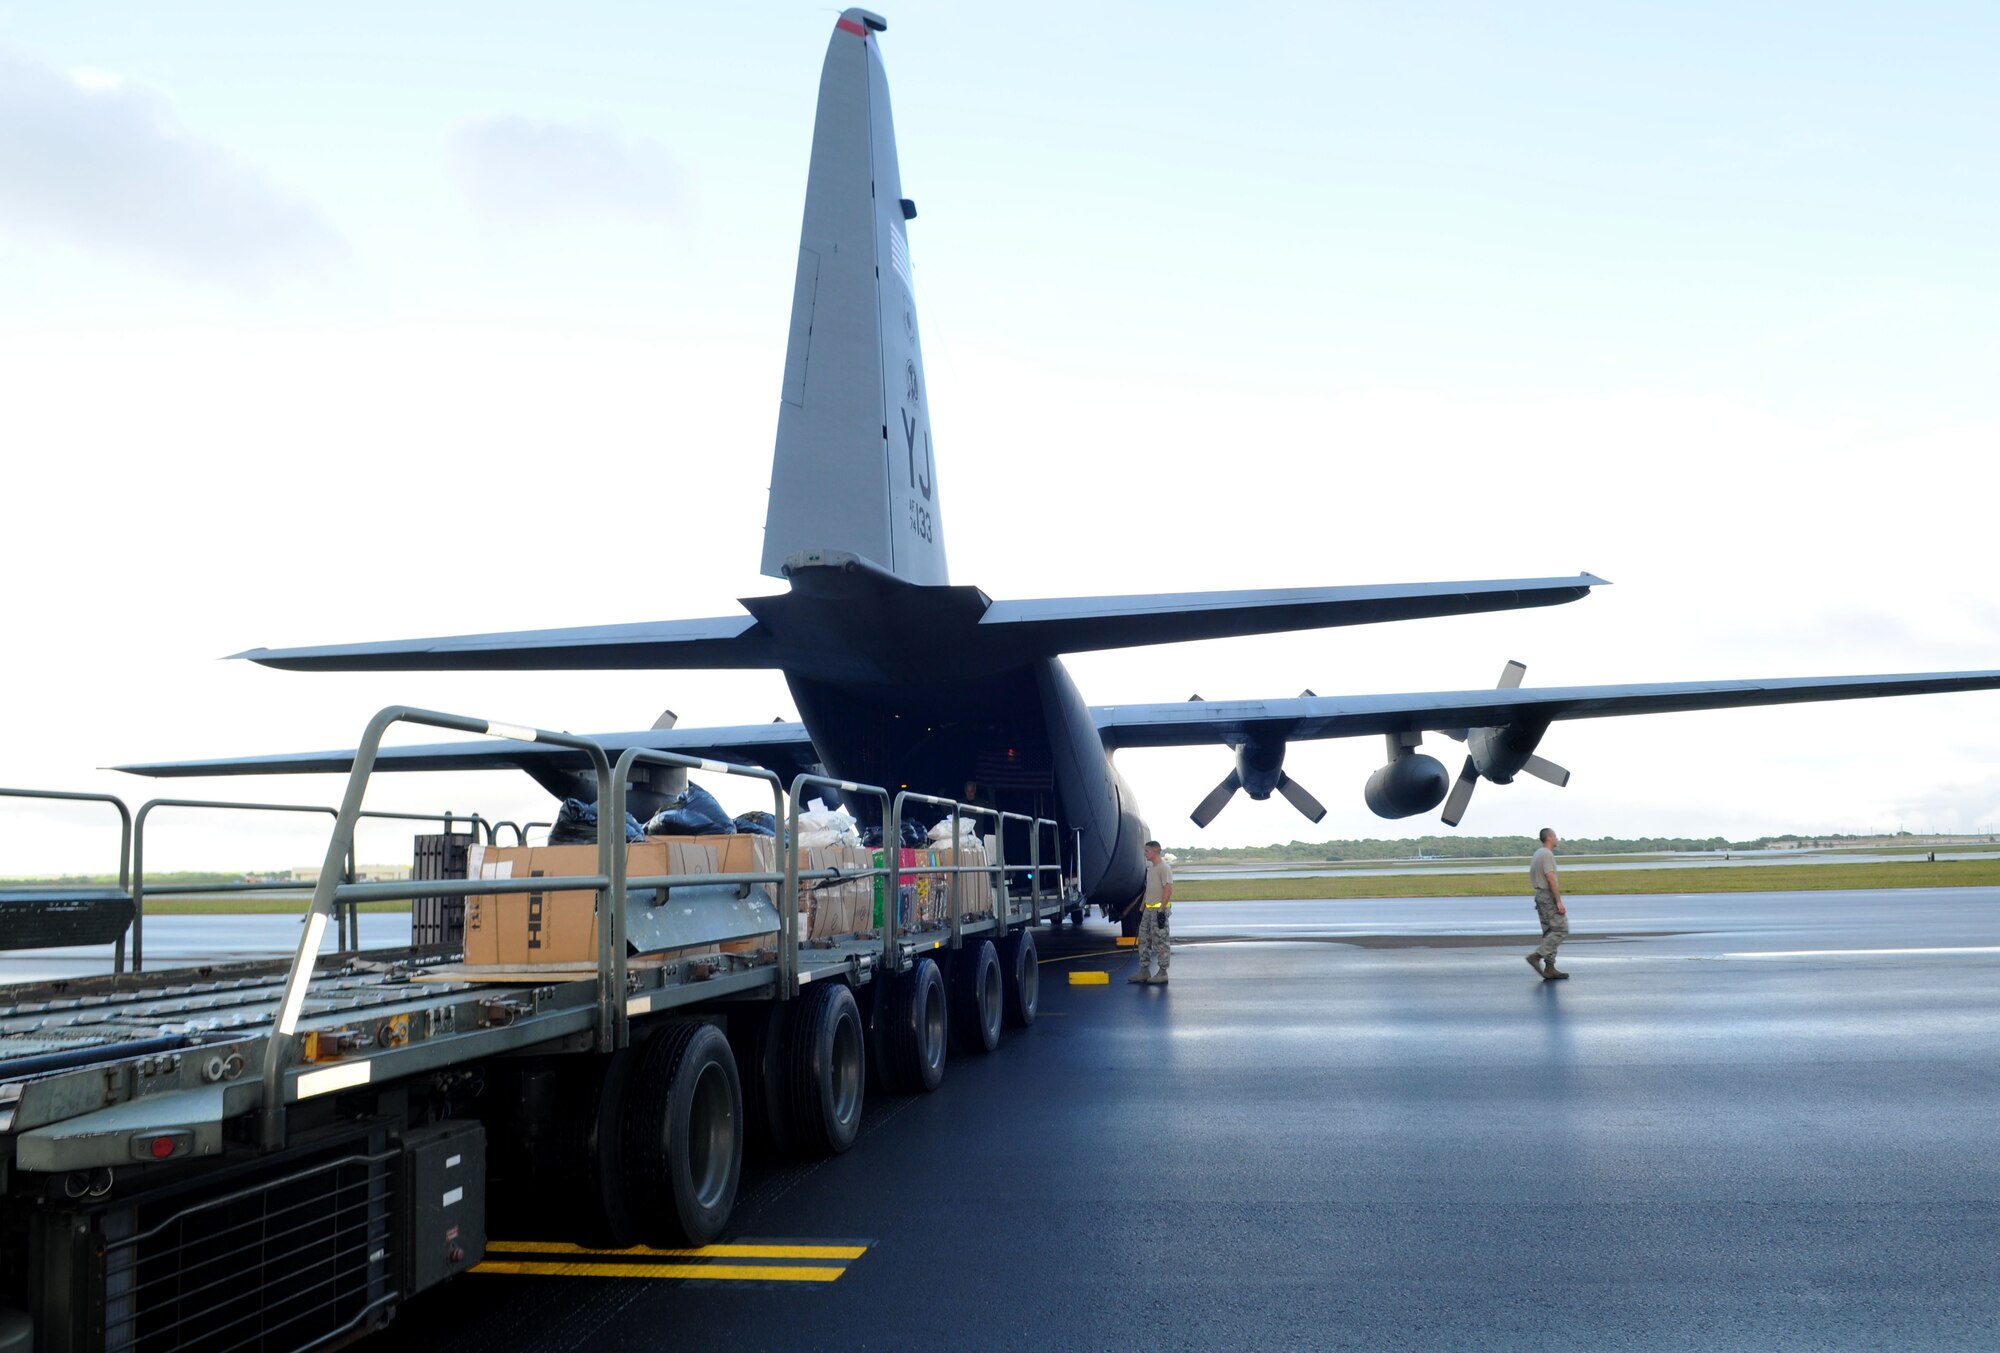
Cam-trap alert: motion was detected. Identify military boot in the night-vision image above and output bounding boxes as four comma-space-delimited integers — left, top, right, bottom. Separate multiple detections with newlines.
1542, 960, 1570, 980
1127, 970, 1150, 984
1525, 954, 1547, 977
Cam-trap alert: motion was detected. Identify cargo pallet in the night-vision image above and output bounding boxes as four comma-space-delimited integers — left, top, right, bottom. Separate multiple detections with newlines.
0, 705, 1065, 1353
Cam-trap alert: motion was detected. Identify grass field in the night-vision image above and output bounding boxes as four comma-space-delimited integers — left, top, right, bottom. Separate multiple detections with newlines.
121, 858, 2000, 912
139, 896, 413, 915
1173, 858, 2000, 902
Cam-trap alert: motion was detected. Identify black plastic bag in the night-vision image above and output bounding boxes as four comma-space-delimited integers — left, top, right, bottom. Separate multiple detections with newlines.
857, 818, 926, 850
644, 782, 735, 836
732, 810, 777, 837
549, 797, 645, 845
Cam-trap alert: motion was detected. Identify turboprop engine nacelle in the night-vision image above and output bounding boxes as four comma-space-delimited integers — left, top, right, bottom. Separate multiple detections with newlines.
1436, 661, 1573, 826
1188, 710, 1329, 828
1364, 734, 1451, 819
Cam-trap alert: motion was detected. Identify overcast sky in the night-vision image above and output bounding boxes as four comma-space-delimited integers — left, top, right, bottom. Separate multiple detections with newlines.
2, 2, 1997, 874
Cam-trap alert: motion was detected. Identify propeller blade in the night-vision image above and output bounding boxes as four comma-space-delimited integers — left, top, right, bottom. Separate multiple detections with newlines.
1440, 756, 1480, 827
1190, 770, 1243, 828
1498, 660, 1527, 689
1522, 754, 1570, 787
1275, 773, 1328, 824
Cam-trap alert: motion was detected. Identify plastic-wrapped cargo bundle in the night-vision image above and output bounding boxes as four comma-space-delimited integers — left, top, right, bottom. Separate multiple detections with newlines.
548, 797, 646, 845
796, 807, 861, 851
643, 783, 735, 836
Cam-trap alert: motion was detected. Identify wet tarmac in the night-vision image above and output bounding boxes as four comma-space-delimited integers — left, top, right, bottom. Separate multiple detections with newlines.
377, 887, 1999, 1351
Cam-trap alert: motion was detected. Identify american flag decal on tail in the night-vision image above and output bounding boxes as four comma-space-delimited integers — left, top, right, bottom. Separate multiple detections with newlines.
888, 223, 913, 292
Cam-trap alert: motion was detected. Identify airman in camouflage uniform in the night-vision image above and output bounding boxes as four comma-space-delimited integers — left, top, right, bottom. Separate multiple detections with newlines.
1129, 841, 1173, 985
1528, 827, 1569, 980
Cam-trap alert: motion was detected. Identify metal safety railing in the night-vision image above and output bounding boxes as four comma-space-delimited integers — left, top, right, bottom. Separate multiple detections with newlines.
889, 791, 1003, 950
2, 708, 1076, 1151
605, 748, 789, 1030
0, 787, 133, 893
257, 707, 615, 1148
994, 811, 1065, 926
787, 775, 894, 991
0, 787, 135, 960
126, 799, 491, 974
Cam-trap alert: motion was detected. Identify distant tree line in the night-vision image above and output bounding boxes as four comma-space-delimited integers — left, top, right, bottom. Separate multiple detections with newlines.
0, 871, 246, 887
1162, 833, 1981, 863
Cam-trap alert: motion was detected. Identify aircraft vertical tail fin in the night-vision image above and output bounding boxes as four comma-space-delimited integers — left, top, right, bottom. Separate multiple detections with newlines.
761, 9, 949, 585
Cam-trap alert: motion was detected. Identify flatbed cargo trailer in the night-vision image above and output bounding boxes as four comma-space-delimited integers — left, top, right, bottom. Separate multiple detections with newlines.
0, 706, 1065, 1353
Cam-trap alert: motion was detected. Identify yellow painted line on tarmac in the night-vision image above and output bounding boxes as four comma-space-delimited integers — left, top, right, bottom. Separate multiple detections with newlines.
1068, 971, 1110, 985
473, 1260, 847, 1282
474, 1237, 872, 1283
485, 1240, 868, 1260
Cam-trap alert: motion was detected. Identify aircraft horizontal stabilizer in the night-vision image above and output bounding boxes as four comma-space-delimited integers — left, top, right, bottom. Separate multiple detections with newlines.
116, 721, 816, 779
232, 615, 777, 672
981, 574, 1606, 656
1094, 668, 2000, 748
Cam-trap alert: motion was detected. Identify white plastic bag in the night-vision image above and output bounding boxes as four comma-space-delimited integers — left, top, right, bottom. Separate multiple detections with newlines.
927, 815, 980, 844
797, 808, 860, 845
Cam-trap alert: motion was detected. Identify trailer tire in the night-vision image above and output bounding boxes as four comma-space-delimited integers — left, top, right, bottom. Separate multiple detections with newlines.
879, 957, 948, 1093
623, 1020, 742, 1247
1000, 926, 1039, 1028
781, 981, 866, 1155
552, 1048, 640, 1247
949, 939, 1003, 1054
728, 1001, 795, 1157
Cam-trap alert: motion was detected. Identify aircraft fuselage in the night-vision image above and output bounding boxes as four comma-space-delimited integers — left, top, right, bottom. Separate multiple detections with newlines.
754, 560, 1149, 908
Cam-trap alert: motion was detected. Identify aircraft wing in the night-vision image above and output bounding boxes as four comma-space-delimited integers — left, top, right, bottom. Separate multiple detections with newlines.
115, 722, 818, 779
1093, 669, 2000, 748
980, 574, 1605, 655
231, 615, 777, 672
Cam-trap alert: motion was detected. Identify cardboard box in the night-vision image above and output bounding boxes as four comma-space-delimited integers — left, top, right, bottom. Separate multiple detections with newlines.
930, 840, 993, 915
801, 843, 875, 939
647, 833, 777, 878
463, 840, 720, 966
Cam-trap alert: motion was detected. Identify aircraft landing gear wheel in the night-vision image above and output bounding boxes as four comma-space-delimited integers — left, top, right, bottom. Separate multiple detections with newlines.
782, 981, 866, 1155
876, 957, 947, 1093
950, 939, 1003, 1054
999, 926, 1039, 1028
623, 1020, 743, 1247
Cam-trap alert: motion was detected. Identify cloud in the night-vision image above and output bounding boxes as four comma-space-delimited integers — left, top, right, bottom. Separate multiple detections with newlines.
0, 47, 343, 281
447, 116, 686, 226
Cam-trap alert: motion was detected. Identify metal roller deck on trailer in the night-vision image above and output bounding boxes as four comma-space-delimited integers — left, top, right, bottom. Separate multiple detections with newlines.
0, 706, 1065, 1353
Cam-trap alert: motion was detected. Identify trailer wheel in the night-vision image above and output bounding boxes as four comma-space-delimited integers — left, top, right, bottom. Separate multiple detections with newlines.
623, 1020, 742, 1247
781, 981, 866, 1155
552, 1048, 640, 1246
999, 926, 1039, 1028
728, 1001, 795, 1157
949, 939, 1003, 1054
879, 957, 948, 1093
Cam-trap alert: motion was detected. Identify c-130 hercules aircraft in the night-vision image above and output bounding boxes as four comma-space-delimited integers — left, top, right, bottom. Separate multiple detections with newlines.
130, 9, 2000, 908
